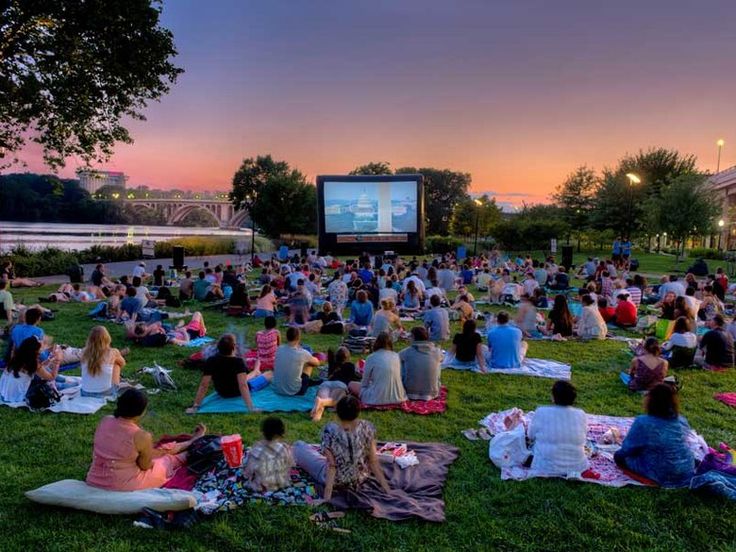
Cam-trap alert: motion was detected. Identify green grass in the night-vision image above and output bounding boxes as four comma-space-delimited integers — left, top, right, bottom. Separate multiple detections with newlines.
2, 277, 736, 552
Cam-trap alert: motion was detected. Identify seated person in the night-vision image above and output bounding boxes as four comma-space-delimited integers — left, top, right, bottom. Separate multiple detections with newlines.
311, 347, 358, 421
622, 337, 668, 391
253, 316, 280, 370
272, 327, 321, 396
613, 292, 638, 327
401, 280, 422, 311
515, 294, 539, 336
178, 271, 194, 301
9, 306, 45, 354
448, 319, 487, 372
312, 301, 343, 334
369, 298, 403, 338
614, 384, 695, 487
487, 311, 528, 368
657, 291, 677, 320
287, 281, 311, 325
349, 290, 374, 327
254, 284, 278, 318
662, 316, 697, 368
243, 417, 294, 492
1, 260, 40, 288
548, 267, 570, 290
187, 334, 271, 413
80, 326, 126, 398
193, 271, 223, 301
293, 395, 391, 501
0, 337, 66, 403
695, 314, 735, 370
348, 332, 407, 405
228, 283, 252, 313
399, 327, 443, 401
532, 287, 549, 309
528, 380, 588, 475
597, 297, 616, 323
87, 389, 206, 491
450, 294, 475, 324
423, 294, 450, 341
0, 279, 14, 325
545, 295, 574, 337
576, 294, 607, 340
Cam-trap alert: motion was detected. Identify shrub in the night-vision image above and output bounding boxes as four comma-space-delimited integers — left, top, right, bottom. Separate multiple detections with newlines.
689, 247, 724, 260
425, 235, 463, 254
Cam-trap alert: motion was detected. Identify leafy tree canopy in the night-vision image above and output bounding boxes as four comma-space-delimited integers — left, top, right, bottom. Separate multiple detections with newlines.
349, 161, 392, 175
449, 195, 503, 237
0, 0, 182, 168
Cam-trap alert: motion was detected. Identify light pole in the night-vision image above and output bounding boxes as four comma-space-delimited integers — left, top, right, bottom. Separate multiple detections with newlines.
473, 199, 482, 256
625, 173, 641, 238
719, 218, 725, 251
717, 139, 725, 173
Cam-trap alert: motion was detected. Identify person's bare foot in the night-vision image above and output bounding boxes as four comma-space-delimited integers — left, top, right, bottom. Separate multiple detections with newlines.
120, 347, 130, 357
192, 423, 207, 439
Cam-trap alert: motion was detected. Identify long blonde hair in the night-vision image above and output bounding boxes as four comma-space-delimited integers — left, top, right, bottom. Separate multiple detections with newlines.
81, 326, 112, 377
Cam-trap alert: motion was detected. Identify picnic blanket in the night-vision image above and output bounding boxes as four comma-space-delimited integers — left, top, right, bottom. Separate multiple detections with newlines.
714, 392, 736, 408
361, 386, 448, 415
0, 378, 111, 414
180, 337, 215, 348
443, 356, 571, 380
197, 385, 318, 413
479, 409, 708, 488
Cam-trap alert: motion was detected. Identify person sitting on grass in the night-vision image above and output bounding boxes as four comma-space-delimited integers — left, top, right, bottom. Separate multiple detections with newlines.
348, 332, 407, 406
9, 305, 45, 355
576, 294, 607, 340
287, 280, 311, 325
613, 291, 638, 328
448, 319, 487, 372
423, 294, 450, 342
254, 284, 278, 318
545, 295, 574, 337
597, 297, 616, 323
450, 294, 475, 324
614, 383, 695, 488
527, 380, 588, 476
0, 260, 41, 288
0, 279, 14, 326
622, 337, 668, 391
311, 347, 359, 422
87, 389, 207, 491
515, 294, 539, 336
399, 326, 443, 401
293, 395, 391, 503
369, 298, 403, 338
187, 334, 269, 413
243, 417, 294, 492
272, 327, 322, 396
0, 337, 67, 403
548, 267, 570, 290
695, 314, 734, 370
178, 271, 194, 301
348, 290, 374, 328
662, 316, 697, 368
401, 279, 422, 311
193, 271, 223, 302
253, 315, 280, 370
487, 311, 528, 369
80, 326, 126, 398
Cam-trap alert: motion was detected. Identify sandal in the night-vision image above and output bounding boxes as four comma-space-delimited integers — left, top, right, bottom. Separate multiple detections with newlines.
477, 428, 493, 440
310, 511, 350, 534
462, 429, 479, 441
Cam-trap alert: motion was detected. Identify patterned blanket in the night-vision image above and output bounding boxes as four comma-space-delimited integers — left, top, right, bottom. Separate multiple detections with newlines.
480, 409, 708, 488
361, 386, 448, 415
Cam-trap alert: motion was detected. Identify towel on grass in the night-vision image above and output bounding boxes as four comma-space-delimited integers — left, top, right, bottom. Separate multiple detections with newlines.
197, 385, 318, 413
0, 378, 111, 414
479, 409, 708, 488
180, 337, 215, 348
361, 386, 448, 415
443, 356, 571, 380
714, 392, 736, 408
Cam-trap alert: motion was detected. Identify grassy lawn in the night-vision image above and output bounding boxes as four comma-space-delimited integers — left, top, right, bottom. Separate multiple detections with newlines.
2, 276, 736, 552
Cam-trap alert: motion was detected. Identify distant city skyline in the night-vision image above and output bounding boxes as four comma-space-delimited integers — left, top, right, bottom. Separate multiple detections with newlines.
14, 0, 736, 205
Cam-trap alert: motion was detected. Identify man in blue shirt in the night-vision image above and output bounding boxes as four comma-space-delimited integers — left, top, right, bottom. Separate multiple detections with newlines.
357, 262, 374, 285
486, 311, 527, 368
423, 295, 450, 341
10, 306, 45, 350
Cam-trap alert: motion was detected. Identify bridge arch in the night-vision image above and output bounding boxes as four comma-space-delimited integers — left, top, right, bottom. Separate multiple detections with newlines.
169, 205, 220, 226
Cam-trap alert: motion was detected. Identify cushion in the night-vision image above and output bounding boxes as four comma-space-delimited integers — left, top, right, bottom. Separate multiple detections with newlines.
25, 479, 196, 514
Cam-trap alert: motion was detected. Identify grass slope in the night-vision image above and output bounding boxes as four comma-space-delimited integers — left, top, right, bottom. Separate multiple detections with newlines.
2, 273, 736, 551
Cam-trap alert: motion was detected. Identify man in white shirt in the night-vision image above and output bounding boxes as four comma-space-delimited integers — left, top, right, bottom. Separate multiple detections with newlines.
437, 265, 456, 292
132, 262, 147, 280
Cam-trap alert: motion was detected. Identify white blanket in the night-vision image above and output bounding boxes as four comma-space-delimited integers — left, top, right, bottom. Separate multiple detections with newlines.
0, 378, 111, 414
443, 354, 571, 380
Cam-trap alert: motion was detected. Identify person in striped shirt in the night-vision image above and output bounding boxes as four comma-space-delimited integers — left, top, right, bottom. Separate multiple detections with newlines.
626, 278, 642, 306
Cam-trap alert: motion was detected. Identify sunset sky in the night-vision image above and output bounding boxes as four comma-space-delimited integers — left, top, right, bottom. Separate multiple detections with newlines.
18, 0, 736, 205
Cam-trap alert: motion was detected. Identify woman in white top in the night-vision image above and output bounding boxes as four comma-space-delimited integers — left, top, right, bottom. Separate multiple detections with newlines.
348, 332, 407, 406
0, 337, 62, 403
527, 380, 588, 475
576, 294, 607, 340
81, 326, 126, 397
662, 316, 698, 369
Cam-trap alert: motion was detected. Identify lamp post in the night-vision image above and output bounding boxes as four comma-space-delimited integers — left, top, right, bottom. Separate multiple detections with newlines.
717, 139, 725, 173
473, 198, 482, 256
719, 218, 725, 251
625, 173, 641, 238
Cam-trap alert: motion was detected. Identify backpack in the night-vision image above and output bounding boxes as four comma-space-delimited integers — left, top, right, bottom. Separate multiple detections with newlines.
25, 377, 61, 410
187, 435, 224, 475
342, 335, 375, 355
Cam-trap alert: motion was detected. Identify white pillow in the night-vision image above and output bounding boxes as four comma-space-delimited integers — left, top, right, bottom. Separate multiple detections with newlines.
26, 479, 196, 514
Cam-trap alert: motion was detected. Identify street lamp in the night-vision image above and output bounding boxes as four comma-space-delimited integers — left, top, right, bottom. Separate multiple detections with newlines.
473, 198, 483, 256
717, 139, 725, 173
624, 173, 641, 239
718, 218, 725, 250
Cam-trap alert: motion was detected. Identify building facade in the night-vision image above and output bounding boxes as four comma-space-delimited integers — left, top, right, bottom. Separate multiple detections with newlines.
78, 170, 127, 194
708, 165, 736, 250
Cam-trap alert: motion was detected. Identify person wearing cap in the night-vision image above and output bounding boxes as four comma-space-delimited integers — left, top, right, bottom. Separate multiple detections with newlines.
613, 291, 638, 327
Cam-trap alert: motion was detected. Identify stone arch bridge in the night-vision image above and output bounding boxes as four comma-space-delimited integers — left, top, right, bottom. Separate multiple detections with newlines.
124, 198, 249, 228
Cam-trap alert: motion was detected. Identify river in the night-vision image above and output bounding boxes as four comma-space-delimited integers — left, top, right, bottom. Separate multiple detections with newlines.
0, 221, 252, 252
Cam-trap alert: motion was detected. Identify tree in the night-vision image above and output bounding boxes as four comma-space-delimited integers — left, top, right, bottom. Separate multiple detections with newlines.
396, 166, 472, 235
449, 195, 503, 238
649, 174, 720, 259
493, 204, 570, 252
617, 148, 698, 198
349, 162, 392, 175
0, 0, 182, 168
553, 166, 598, 247
251, 173, 317, 237
591, 170, 648, 237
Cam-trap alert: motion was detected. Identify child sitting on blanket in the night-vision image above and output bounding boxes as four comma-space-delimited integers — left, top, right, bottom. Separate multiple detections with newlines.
621, 337, 668, 392
527, 380, 588, 476
243, 417, 294, 492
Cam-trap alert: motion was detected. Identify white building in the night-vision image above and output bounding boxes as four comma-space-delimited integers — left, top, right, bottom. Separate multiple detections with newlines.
78, 170, 127, 194
708, 165, 736, 250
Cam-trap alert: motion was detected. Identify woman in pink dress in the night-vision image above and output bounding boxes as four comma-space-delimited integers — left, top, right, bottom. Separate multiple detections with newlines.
86, 389, 206, 491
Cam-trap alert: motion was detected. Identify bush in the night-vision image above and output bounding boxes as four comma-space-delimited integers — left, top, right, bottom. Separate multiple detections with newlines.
689, 247, 724, 260
2, 246, 81, 277
278, 234, 318, 249
425, 235, 463, 254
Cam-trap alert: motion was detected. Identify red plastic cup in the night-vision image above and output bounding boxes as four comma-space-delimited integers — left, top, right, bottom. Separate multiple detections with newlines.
221, 434, 243, 468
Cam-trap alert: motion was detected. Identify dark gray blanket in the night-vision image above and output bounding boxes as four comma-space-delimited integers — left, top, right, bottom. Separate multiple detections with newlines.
328, 442, 459, 522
